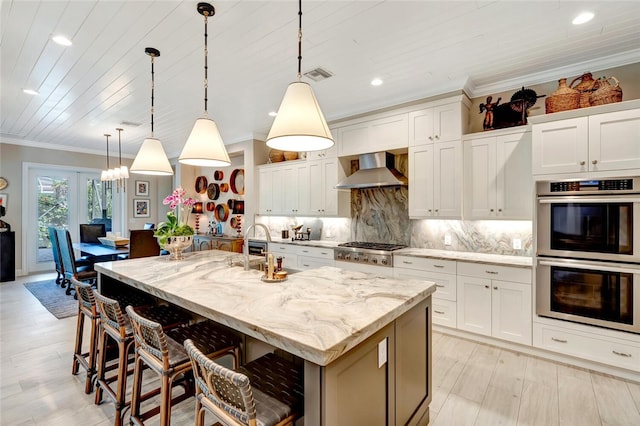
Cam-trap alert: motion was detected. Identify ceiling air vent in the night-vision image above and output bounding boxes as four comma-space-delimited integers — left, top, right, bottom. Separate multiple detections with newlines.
119, 120, 142, 127
304, 67, 333, 82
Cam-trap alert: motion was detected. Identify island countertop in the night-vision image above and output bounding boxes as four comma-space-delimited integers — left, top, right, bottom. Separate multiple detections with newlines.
95, 250, 435, 366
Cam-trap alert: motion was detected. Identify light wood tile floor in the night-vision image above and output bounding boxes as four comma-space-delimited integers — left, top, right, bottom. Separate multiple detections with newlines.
2, 273, 640, 425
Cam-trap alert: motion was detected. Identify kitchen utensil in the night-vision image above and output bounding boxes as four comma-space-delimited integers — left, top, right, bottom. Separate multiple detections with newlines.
214, 203, 229, 222
195, 176, 208, 194
213, 170, 224, 181
207, 183, 220, 200
230, 169, 245, 195
281, 230, 289, 239
206, 201, 215, 212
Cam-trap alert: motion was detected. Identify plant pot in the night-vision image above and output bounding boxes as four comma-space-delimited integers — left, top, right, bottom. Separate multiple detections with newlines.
157, 235, 193, 260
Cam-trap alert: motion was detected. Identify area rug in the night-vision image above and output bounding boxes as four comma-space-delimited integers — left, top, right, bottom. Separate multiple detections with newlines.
23, 280, 77, 319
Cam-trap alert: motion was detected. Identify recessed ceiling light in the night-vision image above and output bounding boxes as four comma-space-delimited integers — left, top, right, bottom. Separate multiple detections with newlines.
268, 111, 278, 117
23, 89, 39, 95
572, 12, 594, 25
52, 35, 72, 46
371, 78, 383, 86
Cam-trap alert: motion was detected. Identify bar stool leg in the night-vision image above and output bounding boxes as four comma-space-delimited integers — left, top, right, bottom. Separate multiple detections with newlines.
94, 323, 108, 405
129, 353, 144, 424
72, 310, 85, 375
160, 374, 172, 426
85, 315, 98, 394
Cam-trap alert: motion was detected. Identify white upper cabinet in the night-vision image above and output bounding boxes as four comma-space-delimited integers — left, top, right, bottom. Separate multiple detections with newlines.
337, 113, 409, 157
308, 157, 350, 217
409, 102, 464, 146
409, 141, 463, 219
464, 129, 532, 220
531, 105, 640, 175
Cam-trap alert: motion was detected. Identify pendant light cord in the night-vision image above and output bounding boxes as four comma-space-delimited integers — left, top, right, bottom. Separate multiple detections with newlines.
297, 0, 302, 80
150, 55, 155, 137
203, 13, 209, 114
116, 128, 123, 167
104, 134, 110, 169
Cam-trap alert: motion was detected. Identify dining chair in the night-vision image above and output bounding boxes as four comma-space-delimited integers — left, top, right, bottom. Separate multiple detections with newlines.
128, 229, 161, 259
48, 226, 65, 285
184, 339, 304, 426
143, 223, 155, 230
80, 223, 106, 244
56, 228, 97, 295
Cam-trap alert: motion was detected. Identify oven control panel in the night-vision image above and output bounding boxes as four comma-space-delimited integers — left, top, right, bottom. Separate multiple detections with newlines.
539, 177, 639, 195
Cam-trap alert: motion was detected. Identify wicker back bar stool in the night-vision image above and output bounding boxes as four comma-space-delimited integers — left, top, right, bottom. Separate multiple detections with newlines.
184, 339, 304, 426
72, 278, 101, 394
125, 306, 242, 426
93, 292, 192, 426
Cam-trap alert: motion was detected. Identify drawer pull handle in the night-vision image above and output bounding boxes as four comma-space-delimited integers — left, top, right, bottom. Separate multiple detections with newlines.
303, 264, 310, 267
551, 337, 568, 343
493, 286, 498, 290
434, 310, 445, 315
485, 270, 498, 275
484, 285, 490, 289
434, 265, 444, 268
435, 284, 445, 288
402, 261, 413, 265
321, 252, 328, 255
302, 250, 309, 253
612, 350, 632, 358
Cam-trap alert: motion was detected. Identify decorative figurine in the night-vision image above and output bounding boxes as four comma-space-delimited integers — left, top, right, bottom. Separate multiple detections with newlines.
479, 95, 502, 130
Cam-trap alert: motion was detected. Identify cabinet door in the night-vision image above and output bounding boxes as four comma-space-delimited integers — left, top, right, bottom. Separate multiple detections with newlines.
433, 103, 462, 143
465, 136, 497, 218
496, 132, 532, 219
258, 168, 273, 215
491, 280, 532, 345
433, 141, 463, 218
589, 109, 640, 172
408, 145, 434, 218
270, 167, 285, 215
338, 122, 370, 157
308, 160, 324, 215
409, 108, 435, 146
457, 275, 492, 336
532, 117, 588, 175
369, 114, 409, 151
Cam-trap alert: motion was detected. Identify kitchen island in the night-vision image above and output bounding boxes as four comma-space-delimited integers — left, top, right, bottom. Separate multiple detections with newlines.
95, 249, 435, 425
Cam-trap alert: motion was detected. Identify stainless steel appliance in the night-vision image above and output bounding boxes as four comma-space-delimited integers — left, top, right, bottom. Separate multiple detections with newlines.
247, 239, 268, 257
536, 177, 640, 333
536, 257, 640, 333
537, 177, 640, 263
334, 242, 407, 277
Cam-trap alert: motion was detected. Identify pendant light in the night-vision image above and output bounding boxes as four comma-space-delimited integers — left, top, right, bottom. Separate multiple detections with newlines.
266, 0, 334, 152
100, 133, 112, 187
178, 2, 231, 167
130, 47, 173, 176
115, 128, 128, 192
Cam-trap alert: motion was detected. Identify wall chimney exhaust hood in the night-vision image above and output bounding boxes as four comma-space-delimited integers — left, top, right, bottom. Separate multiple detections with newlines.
335, 152, 408, 189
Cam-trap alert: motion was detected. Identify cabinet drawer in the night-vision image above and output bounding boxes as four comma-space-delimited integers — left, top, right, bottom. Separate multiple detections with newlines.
534, 323, 640, 372
269, 243, 294, 253
296, 246, 334, 260
457, 261, 531, 284
394, 267, 456, 301
394, 255, 456, 274
297, 256, 335, 270
432, 299, 456, 328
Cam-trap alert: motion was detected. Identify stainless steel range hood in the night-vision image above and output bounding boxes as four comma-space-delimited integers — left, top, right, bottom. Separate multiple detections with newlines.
335, 151, 408, 189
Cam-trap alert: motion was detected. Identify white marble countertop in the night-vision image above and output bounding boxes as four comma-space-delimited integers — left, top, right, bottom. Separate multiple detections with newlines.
95, 250, 435, 366
395, 248, 532, 268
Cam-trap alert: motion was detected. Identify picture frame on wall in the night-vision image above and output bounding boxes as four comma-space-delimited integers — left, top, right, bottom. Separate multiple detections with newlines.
0, 193, 7, 209
133, 199, 150, 218
135, 180, 150, 196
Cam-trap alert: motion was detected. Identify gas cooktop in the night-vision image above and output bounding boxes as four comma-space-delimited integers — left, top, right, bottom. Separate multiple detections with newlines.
334, 242, 407, 267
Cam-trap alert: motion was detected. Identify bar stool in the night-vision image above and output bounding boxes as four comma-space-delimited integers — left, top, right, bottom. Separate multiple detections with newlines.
72, 279, 101, 394
126, 306, 241, 426
93, 292, 192, 426
184, 339, 304, 426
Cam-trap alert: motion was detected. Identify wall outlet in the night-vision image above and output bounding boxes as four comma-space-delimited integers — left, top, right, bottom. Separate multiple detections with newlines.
444, 234, 452, 246
512, 238, 522, 250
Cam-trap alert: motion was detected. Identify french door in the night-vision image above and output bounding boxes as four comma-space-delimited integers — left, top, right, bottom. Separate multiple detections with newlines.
24, 164, 124, 273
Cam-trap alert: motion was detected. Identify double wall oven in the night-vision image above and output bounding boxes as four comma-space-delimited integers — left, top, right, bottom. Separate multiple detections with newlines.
536, 177, 640, 334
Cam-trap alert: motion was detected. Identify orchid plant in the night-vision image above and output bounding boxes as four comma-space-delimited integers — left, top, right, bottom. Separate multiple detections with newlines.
155, 187, 195, 245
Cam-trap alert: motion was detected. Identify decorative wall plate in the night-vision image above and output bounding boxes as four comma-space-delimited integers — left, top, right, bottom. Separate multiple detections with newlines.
213, 170, 224, 181
214, 203, 229, 222
207, 183, 220, 200
206, 201, 215, 212
0, 177, 7, 190
195, 176, 208, 194
230, 169, 244, 195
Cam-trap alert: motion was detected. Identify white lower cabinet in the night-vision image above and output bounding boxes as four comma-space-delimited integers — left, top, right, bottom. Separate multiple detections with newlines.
533, 322, 640, 372
394, 255, 457, 328
456, 262, 532, 345
268, 243, 335, 271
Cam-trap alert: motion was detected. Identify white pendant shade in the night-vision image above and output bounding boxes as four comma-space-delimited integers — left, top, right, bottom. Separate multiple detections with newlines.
266, 81, 334, 152
179, 117, 231, 167
130, 137, 173, 175
119, 165, 129, 179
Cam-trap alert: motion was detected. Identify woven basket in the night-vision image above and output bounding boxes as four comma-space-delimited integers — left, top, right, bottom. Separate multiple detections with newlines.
283, 151, 299, 161
589, 76, 623, 106
545, 78, 580, 114
570, 72, 597, 108
268, 149, 285, 163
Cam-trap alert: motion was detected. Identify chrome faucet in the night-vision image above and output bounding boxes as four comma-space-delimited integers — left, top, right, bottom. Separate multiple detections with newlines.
243, 223, 272, 270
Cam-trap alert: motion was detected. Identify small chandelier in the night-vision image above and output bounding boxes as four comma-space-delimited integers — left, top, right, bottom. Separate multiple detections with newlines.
266, 0, 334, 152
130, 47, 173, 176
178, 2, 231, 167
115, 128, 129, 191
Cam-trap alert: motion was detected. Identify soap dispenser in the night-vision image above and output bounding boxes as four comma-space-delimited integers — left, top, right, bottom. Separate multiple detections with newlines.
217, 222, 223, 236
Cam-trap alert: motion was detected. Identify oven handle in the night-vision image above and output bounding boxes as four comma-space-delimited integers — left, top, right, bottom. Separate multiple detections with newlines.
538, 196, 640, 204
539, 259, 640, 274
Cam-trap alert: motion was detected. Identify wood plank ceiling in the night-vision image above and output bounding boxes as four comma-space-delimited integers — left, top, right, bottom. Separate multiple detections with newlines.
1, 0, 639, 158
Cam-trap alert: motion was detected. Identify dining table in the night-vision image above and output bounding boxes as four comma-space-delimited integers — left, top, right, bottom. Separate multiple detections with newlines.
73, 242, 128, 261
